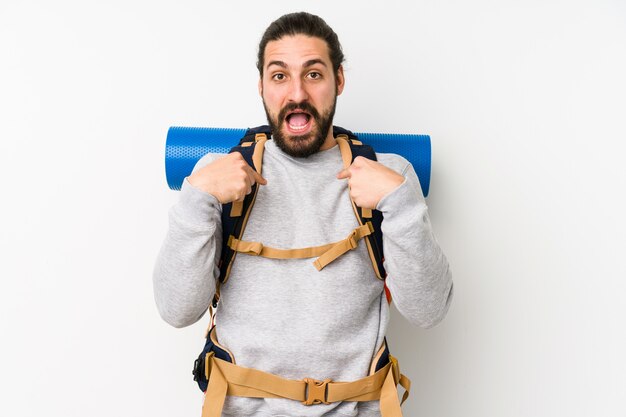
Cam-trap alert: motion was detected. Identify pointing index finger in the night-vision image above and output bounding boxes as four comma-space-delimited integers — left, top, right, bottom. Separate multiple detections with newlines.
336, 168, 351, 180
245, 166, 267, 185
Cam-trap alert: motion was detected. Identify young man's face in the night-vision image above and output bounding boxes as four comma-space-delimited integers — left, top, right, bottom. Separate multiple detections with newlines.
259, 34, 345, 157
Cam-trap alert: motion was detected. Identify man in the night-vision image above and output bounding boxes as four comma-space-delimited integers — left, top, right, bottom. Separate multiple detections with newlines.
154, 12, 453, 417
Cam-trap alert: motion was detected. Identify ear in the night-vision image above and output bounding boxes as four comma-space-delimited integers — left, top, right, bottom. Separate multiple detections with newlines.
336, 65, 345, 96
258, 78, 263, 97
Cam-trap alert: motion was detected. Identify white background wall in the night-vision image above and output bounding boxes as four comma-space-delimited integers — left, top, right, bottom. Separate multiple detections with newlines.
1, 1, 625, 416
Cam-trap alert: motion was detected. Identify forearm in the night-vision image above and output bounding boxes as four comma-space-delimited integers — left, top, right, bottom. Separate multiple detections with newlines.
378, 165, 453, 328
153, 179, 222, 328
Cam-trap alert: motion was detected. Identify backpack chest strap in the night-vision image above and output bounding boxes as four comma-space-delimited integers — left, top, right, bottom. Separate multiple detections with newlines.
227, 223, 374, 271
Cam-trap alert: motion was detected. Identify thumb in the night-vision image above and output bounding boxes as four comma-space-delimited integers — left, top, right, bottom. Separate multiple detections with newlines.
336, 168, 351, 180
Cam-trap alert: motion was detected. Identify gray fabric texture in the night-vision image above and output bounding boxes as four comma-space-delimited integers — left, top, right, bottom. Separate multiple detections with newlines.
153, 138, 453, 417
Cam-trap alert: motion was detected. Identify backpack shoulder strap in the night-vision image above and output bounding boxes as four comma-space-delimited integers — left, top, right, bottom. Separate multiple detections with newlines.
218, 126, 270, 285
334, 126, 388, 284
236, 125, 272, 145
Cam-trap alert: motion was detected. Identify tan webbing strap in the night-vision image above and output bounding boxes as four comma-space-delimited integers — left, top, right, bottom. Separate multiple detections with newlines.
230, 201, 244, 217
389, 354, 411, 405
202, 354, 228, 417
230, 135, 267, 217
324, 363, 391, 402
336, 135, 373, 218
399, 374, 411, 405
213, 358, 306, 400
336, 134, 384, 280
380, 363, 402, 416
313, 222, 374, 271
228, 237, 335, 259
227, 223, 373, 270
252, 135, 267, 172
200, 355, 407, 417
336, 135, 352, 170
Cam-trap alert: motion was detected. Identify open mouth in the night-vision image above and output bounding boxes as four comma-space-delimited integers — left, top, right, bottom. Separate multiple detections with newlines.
285, 111, 312, 133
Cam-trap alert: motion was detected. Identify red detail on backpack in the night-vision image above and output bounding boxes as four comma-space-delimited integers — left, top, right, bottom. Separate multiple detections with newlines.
384, 283, 392, 304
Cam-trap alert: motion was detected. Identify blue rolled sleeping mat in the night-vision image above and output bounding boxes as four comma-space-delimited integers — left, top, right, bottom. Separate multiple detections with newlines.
165, 127, 432, 197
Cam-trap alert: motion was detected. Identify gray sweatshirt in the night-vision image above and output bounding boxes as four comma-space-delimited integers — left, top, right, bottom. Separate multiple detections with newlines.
153, 139, 453, 417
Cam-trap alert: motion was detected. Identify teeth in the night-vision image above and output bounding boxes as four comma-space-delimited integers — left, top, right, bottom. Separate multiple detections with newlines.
288, 123, 308, 131
286, 115, 310, 131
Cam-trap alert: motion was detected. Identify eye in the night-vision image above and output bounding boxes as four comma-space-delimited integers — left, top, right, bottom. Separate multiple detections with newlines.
307, 71, 322, 80
272, 73, 286, 81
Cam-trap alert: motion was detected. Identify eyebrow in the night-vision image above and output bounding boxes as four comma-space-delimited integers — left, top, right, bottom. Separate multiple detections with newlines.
267, 60, 287, 69
266, 59, 328, 70
303, 59, 327, 68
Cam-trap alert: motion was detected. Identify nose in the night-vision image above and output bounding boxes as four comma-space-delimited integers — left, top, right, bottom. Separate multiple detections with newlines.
287, 78, 309, 103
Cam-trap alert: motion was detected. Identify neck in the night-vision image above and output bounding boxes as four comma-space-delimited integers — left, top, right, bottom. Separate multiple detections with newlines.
319, 126, 337, 151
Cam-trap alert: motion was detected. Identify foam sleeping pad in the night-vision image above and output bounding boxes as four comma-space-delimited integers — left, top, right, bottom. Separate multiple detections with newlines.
165, 127, 431, 197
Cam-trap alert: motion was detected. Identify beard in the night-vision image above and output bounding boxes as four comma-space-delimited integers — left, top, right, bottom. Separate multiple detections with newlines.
263, 97, 337, 158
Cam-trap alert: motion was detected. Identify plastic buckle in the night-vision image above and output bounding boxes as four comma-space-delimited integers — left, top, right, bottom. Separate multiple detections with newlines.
302, 378, 331, 405
347, 231, 358, 250
192, 354, 204, 382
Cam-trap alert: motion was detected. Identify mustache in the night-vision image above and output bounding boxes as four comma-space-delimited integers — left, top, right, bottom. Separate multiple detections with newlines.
277, 102, 321, 121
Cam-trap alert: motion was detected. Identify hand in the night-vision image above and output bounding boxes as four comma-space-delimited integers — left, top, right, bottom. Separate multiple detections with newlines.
188, 152, 267, 203
336, 156, 404, 209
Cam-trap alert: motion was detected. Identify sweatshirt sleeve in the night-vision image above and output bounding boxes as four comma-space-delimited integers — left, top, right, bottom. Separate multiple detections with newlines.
376, 160, 454, 328
152, 155, 223, 328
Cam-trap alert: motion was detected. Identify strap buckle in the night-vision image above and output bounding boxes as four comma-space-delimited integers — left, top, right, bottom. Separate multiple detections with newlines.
302, 378, 331, 405
348, 223, 373, 250
347, 231, 358, 250
192, 357, 203, 382
193, 351, 215, 382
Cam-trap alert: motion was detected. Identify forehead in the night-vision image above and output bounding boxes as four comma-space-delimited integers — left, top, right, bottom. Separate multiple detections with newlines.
263, 35, 331, 69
